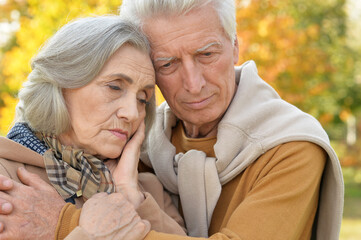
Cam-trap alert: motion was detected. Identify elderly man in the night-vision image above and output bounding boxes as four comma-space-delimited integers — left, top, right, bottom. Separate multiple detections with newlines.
0, 0, 343, 239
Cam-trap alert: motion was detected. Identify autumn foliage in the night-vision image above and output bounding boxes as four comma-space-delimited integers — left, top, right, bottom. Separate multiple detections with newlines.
0, 0, 360, 164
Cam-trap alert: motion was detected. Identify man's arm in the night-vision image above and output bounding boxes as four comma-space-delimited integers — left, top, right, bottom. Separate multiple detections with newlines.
0, 167, 65, 240
82, 142, 326, 240
0, 168, 150, 240
0, 142, 326, 240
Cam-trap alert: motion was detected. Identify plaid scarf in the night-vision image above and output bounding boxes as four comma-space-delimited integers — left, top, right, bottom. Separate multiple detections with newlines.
41, 134, 115, 200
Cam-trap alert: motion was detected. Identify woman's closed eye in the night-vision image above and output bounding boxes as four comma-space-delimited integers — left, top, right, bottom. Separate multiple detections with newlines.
137, 91, 149, 105
108, 84, 122, 91
105, 82, 126, 99
138, 98, 149, 105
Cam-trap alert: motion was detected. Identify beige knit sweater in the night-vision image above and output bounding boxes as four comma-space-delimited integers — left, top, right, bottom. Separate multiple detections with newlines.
140, 60, 344, 239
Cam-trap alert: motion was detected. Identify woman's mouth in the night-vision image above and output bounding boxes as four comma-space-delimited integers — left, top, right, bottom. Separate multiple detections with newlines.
109, 129, 128, 140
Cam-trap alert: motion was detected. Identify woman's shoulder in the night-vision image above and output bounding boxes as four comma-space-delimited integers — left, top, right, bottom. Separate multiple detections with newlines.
0, 136, 45, 167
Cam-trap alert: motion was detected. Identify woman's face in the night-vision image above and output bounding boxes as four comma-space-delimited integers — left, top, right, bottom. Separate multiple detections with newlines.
60, 44, 155, 159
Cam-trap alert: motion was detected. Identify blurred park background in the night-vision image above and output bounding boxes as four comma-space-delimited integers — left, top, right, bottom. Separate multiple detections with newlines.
0, 0, 360, 238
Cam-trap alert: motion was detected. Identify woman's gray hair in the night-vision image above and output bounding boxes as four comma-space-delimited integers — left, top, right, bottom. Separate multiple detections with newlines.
16, 15, 155, 136
119, 0, 237, 43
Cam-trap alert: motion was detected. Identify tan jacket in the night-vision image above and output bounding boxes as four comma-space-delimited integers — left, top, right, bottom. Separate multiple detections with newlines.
0, 137, 186, 239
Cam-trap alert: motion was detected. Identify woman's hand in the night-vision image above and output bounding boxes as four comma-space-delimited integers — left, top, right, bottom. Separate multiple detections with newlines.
105, 121, 146, 208
77, 192, 150, 240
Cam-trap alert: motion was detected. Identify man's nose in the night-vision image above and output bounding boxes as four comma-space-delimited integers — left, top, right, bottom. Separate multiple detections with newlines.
181, 59, 206, 94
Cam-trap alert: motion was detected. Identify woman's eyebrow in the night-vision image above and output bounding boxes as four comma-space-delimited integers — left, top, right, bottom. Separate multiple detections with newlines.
106, 73, 133, 84
106, 73, 154, 89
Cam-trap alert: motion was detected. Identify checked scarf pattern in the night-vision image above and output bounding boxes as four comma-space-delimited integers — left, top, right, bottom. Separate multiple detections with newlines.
41, 134, 115, 200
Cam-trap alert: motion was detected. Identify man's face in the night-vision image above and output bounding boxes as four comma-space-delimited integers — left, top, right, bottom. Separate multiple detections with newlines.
143, 4, 239, 135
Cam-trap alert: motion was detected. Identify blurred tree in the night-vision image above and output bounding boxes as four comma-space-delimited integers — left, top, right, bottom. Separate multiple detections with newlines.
236, 0, 359, 140
0, 0, 360, 141
0, 0, 27, 133
0, 0, 121, 135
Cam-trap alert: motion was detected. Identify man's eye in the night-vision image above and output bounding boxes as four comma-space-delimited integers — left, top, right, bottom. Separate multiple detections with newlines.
203, 52, 212, 56
156, 60, 178, 75
162, 62, 172, 68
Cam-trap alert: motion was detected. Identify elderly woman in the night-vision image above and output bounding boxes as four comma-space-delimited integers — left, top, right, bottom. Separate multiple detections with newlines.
0, 15, 185, 239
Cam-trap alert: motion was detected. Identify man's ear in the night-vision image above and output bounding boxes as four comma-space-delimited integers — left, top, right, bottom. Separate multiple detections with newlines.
233, 37, 239, 65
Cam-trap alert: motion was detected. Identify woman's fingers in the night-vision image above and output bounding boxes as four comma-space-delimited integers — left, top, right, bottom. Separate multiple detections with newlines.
114, 121, 145, 178
108, 122, 146, 207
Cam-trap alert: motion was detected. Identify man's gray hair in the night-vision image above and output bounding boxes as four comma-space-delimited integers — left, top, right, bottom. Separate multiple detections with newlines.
119, 0, 237, 43
16, 15, 155, 136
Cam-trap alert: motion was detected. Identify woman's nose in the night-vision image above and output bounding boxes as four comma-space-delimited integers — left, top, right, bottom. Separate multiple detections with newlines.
116, 94, 139, 122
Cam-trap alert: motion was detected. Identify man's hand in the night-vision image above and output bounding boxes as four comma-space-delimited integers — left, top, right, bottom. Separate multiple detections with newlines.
0, 167, 65, 240
77, 192, 150, 240
0, 175, 14, 215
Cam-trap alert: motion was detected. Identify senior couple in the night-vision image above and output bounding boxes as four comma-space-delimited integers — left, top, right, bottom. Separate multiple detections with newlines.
0, 0, 343, 239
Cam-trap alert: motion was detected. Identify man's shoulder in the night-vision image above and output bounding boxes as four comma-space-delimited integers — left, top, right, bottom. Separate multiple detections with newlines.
253, 141, 327, 173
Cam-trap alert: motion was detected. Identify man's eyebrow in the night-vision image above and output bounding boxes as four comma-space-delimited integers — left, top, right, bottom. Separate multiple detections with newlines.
154, 56, 177, 62
195, 42, 221, 53
153, 42, 221, 62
